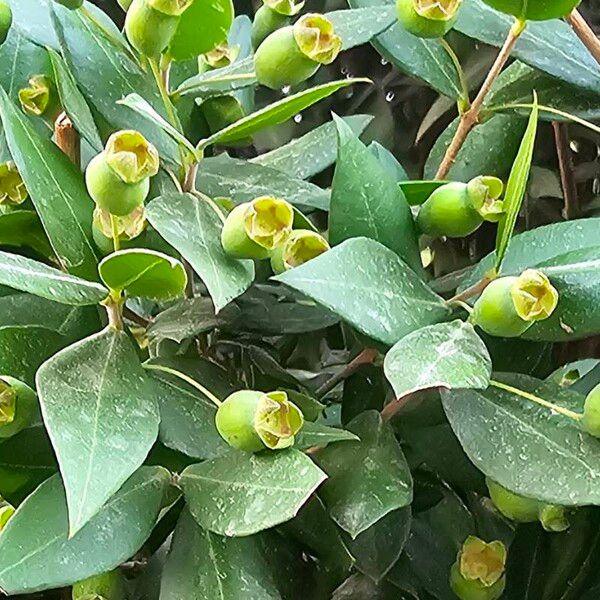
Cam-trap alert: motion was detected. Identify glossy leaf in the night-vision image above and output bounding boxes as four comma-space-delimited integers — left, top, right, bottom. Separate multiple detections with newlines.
384, 320, 492, 399
329, 115, 421, 273
399, 180, 448, 206
200, 79, 370, 148
295, 422, 359, 450
146, 192, 254, 312
317, 411, 413, 538
98, 249, 187, 301
443, 374, 600, 506
36, 328, 160, 535
495, 97, 539, 272
274, 237, 451, 345
0, 467, 169, 595
370, 141, 408, 181
0, 251, 107, 306
251, 115, 373, 180
0, 86, 99, 280
327, 6, 396, 51
180, 449, 326, 536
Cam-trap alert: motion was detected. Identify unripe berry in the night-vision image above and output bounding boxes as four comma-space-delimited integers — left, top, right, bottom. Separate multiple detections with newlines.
52, 0, 84, 8
270, 229, 330, 274
200, 96, 248, 144
72, 570, 126, 600
0, 1, 12, 46
486, 478, 540, 522
471, 270, 559, 338
221, 196, 294, 259
396, 0, 462, 39
125, 0, 193, 58
481, 0, 580, 21
255, 14, 342, 90
0, 376, 39, 440
215, 390, 304, 452
581, 383, 600, 438
251, 0, 305, 49
0, 162, 28, 207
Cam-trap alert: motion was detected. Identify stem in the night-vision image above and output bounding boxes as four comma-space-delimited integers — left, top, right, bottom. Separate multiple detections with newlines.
149, 57, 181, 131
489, 379, 582, 421
104, 295, 124, 331
54, 112, 81, 165
183, 161, 199, 193
381, 392, 418, 421
143, 363, 222, 407
439, 37, 470, 112
552, 121, 579, 219
446, 275, 494, 305
110, 214, 121, 252
566, 9, 600, 67
315, 348, 379, 399
435, 18, 526, 180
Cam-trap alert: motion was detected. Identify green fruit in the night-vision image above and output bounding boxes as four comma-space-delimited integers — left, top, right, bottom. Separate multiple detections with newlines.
200, 96, 248, 144
270, 229, 330, 274
486, 478, 540, 522
416, 182, 483, 238
125, 0, 192, 58
86, 153, 150, 217
52, 0, 84, 8
72, 570, 126, 600
255, 14, 342, 90
221, 196, 294, 259
450, 564, 506, 600
396, 0, 461, 38
0, 376, 39, 440
480, 0, 580, 21
252, 4, 290, 49
215, 390, 304, 452
582, 383, 600, 438
539, 504, 569, 532
0, 1, 12, 46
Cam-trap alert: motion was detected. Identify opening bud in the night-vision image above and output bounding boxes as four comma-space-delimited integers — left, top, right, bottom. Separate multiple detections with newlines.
221, 196, 294, 259
270, 229, 330, 274
0, 1, 12, 46
294, 14, 342, 65
0, 161, 28, 207
0, 378, 16, 426
450, 537, 506, 600
396, 0, 462, 38
266, 0, 304, 16
105, 130, 160, 184
0, 376, 39, 439
539, 504, 569, 532
199, 44, 240, 71
18, 75, 56, 118
215, 389, 304, 452
511, 269, 559, 323
467, 176, 504, 222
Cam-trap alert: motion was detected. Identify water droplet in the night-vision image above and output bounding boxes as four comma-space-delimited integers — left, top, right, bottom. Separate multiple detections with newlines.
385, 91, 395, 102
281, 85, 291, 95
380, 57, 389, 65
293, 113, 302, 123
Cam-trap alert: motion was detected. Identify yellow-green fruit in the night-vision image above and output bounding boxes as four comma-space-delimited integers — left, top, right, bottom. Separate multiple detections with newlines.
215, 390, 304, 452
18, 75, 57, 118
539, 504, 569, 532
221, 196, 294, 259
396, 0, 461, 38
0, 376, 39, 439
0, 1, 12, 46
416, 182, 483, 238
486, 478, 540, 522
200, 96, 248, 144
450, 564, 506, 600
52, 0, 84, 8
125, 0, 192, 58
72, 570, 126, 600
480, 0, 579, 20
270, 229, 330, 274
0, 162, 27, 207
582, 383, 600, 438
252, 4, 290, 49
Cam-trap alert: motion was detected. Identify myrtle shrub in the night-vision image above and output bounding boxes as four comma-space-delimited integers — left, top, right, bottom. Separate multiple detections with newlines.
1, 0, 600, 598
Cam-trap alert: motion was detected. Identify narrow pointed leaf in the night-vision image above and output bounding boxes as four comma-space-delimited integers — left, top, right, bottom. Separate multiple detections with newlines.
295, 422, 359, 450
327, 6, 396, 50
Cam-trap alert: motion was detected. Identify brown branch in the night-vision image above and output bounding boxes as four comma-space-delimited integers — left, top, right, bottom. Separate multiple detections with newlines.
552, 121, 579, 220
381, 390, 422, 421
446, 275, 493, 305
123, 306, 150, 328
566, 9, 600, 66
315, 348, 379, 399
54, 112, 80, 166
435, 18, 526, 180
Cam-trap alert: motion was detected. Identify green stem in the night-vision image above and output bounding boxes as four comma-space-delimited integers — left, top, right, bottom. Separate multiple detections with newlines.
489, 379, 583, 421
439, 37, 470, 112
143, 363, 222, 407
110, 214, 121, 252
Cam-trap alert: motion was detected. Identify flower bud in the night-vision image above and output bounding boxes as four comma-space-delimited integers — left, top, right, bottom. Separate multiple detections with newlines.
198, 44, 240, 72
539, 504, 569, 532
92, 206, 147, 255
221, 196, 294, 259
125, 0, 193, 58
52, 0, 84, 8
581, 383, 600, 438
481, 0, 580, 21
251, 0, 305, 49
215, 390, 304, 452
471, 270, 559, 338
467, 176, 504, 222
255, 14, 342, 90
396, 0, 462, 39
486, 478, 540, 523
0, 376, 39, 439
416, 181, 483, 238
0, 161, 28, 207
18, 75, 58, 119
0, 1, 12, 46
0, 503, 14, 531
450, 537, 506, 600
270, 229, 330, 274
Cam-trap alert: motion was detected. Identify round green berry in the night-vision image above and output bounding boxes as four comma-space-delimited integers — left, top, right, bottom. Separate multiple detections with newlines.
582, 383, 600, 438
486, 478, 540, 522
480, 0, 580, 21
396, 0, 461, 38
450, 564, 506, 600
0, 1, 12, 46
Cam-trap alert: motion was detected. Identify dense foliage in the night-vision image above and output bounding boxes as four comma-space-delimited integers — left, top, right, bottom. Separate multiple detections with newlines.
1, 0, 600, 598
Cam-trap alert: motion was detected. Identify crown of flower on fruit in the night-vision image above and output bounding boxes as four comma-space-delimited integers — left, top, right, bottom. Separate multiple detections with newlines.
18, 75, 53, 116
244, 196, 294, 250
414, 0, 462, 20
0, 378, 16, 426
254, 391, 304, 449
93, 206, 147, 241
265, 0, 305, 16
105, 130, 160, 184
511, 269, 559, 322
148, 0, 193, 16
201, 44, 241, 69
293, 14, 343, 65
459, 536, 506, 587
282, 230, 330, 269
468, 175, 505, 221
0, 161, 27, 206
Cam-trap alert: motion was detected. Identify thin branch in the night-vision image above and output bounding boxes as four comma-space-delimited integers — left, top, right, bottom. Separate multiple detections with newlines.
435, 18, 526, 180
552, 121, 579, 219
566, 8, 600, 66
123, 307, 149, 327
381, 391, 420, 421
446, 275, 493, 305
439, 37, 470, 111
315, 348, 379, 399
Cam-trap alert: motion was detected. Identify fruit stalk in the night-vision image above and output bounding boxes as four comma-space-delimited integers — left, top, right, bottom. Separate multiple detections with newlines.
565, 9, 600, 66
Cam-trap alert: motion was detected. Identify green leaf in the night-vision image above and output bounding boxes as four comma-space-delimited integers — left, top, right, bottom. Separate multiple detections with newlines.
327, 6, 396, 51
317, 411, 413, 538
251, 115, 373, 180
369, 141, 408, 181
274, 237, 451, 345
295, 422, 359, 450
384, 320, 492, 399
0, 251, 107, 306
442, 374, 600, 506
161, 509, 282, 600
399, 180, 448, 206
147, 356, 233, 460
495, 97, 539, 272
98, 249, 187, 301
146, 192, 255, 312
425, 113, 527, 181
0, 467, 169, 595
48, 46, 103, 151
180, 449, 326, 536
347, 0, 461, 98
36, 328, 160, 536
0, 86, 99, 280
198, 154, 330, 211
169, 0, 235, 61
455, 0, 600, 94
200, 78, 370, 148
329, 115, 421, 274
0, 211, 53, 257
